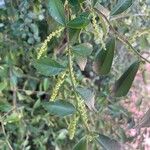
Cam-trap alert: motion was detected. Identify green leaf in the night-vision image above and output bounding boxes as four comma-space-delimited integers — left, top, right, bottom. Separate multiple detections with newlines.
33, 99, 41, 110
12, 67, 24, 78
0, 81, 7, 91
110, 0, 133, 16
42, 100, 76, 117
78, 0, 85, 3
5, 112, 21, 124
97, 134, 122, 150
112, 61, 140, 97
43, 78, 50, 91
72, 43, 93, 57
73, 137, 87, 150
33, 58, 66, 76
69, 0, 81, 13
108, 104, 129, 118
0, 102, 12, 112
0, 65, 8, 78
67, 12, 90, 29
77, 87, 96, 111
93, 37, 115, 75
69, 28, 81, 44
48, 0, 66, 25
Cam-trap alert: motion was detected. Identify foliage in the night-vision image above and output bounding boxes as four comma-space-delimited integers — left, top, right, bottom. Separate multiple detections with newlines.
0, 0, 150, 149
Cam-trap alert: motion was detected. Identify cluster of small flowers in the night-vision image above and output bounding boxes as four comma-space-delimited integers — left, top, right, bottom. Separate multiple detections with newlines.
50, 70, 67, 101
92, 12, 106, 50
68, 114, 79, 140
37, 27, 64, 59
77, 96, 88, 127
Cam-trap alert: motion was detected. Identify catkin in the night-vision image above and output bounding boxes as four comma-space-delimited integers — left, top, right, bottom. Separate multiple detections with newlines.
68, 49, 77, 85
70, 60, 76, 85
37, 27, 64, 59
92, 12, 106, 50
77, 96, 88, 127
50, 70, 67, 101
68, 114, 79, 140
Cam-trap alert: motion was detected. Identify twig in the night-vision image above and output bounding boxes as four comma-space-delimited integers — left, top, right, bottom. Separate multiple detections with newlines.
1, 107, 16, 119
0, 120, 14, 150
110, 13, 150, 21
12, 86, 17, 110
16, 88, 49, 95
94, 8, 150, 64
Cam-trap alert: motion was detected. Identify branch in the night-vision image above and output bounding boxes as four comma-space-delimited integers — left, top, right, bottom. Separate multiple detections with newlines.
66, 5, 90, 133
94, 8, 150, 64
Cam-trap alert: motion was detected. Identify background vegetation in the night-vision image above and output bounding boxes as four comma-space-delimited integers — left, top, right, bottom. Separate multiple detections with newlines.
0, 0, 150, 150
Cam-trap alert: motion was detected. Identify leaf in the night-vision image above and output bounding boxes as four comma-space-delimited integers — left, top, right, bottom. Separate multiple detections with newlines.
77, 87, 96, 111
93, 37, 115, 75
5, 112, 21, 124
43, 78, 50, 91
73, 137, 87, 150
48, 0, 66, 25
112, 61, 140, 97
12, 66, 24, 77
67, 12, 90, 29
32, 99, 41, 115
108, 104, 129, 118
110, 0, 133, 16
69, 28, 81, 44
72, 43, 93, 57
0, 81, 7, 91
97, 134, 123, 150
42, 100, 76, 117
69, 0, 81, 13
0, 101, 12, 112
33, 58, 66, 76
0, 65, 8, 78
76, 57, 87, 71
33, 99, 41, 110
